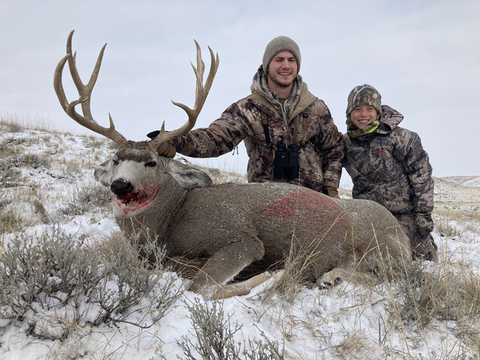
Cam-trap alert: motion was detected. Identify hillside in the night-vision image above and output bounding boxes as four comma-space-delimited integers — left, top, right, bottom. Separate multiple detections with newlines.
1, 120, 480, 359
433, 176, 480, 209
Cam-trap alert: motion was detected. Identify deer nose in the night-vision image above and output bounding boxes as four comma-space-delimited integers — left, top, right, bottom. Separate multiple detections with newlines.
111, 179, 133, 196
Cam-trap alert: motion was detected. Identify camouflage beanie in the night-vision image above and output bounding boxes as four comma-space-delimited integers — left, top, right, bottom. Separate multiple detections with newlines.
346, 84, 382, 119
262, 36, 301, 73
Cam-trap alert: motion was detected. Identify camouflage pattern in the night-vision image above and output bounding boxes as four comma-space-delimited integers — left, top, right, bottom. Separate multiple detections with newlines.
394, 213, 438, 261
343, 105, 434, 214
176, 82, 344, 192
343, 104, 437, 259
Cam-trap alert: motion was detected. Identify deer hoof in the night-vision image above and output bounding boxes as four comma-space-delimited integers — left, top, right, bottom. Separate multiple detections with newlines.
318, 276, 343, 290
319, 281, 333, 290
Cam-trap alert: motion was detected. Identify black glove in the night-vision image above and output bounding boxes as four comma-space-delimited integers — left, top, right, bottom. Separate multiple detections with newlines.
414, 212, 434, 238
147, 130, 161, 139
322, 187, 339, 199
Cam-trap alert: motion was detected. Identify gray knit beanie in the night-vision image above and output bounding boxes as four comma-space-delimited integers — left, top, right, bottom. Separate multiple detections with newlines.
346, 84, 382, 119
262, 36, 301, 73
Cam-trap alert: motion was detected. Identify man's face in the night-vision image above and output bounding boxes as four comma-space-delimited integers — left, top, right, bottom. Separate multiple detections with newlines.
267, 51, 298, 90
350, 105, 378, 129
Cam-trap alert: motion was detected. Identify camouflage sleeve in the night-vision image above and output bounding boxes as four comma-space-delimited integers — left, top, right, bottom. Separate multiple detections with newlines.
393, 129, 434, 213
176, 103, 247, 158
313, 102, 345, 188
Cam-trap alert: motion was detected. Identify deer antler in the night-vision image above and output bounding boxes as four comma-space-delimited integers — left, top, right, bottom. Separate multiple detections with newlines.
148, 40, 219, 152
54, 30, 128, 147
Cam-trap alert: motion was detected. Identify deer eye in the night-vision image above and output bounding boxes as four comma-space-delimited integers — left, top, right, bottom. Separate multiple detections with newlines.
145, 161, 157, 167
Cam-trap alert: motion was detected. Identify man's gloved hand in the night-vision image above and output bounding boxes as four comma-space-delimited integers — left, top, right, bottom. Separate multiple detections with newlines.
157, 141, 176, 158
146, 130, 176, 158
322, 187, 339, 199
414, 212, 434, 238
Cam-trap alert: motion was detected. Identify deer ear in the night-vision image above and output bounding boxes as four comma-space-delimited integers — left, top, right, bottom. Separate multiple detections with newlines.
168, 160, 213, 189
94, 159, 113, 187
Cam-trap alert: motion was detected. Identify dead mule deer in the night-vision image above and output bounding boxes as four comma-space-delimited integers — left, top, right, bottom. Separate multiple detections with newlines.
54, 31, 411, 300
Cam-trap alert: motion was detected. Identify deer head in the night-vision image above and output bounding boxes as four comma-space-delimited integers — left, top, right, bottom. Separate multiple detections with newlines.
54, 31, 218, 212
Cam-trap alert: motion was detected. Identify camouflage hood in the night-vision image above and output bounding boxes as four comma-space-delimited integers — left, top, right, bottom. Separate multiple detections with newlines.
376, 105, 404, 134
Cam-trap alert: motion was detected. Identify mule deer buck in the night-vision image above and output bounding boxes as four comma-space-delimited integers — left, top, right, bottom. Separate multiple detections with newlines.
54, 31, 411, 300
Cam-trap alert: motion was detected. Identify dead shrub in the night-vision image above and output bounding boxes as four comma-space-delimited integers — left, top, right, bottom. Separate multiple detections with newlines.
56, 184, 112, 218
332, 333, 381, 360
0, 226, 184, 341
82, 135, 108, 149
0, 209, 25, 235
381, 258, 480, 327
436, 218, 463, 238
177, 299, 284, 360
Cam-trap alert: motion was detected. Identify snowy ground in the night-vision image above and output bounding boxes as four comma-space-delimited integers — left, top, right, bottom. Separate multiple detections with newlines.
0, 122, 479, 359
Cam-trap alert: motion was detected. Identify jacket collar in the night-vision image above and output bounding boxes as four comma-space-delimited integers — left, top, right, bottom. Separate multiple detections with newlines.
248, 82, 317, 121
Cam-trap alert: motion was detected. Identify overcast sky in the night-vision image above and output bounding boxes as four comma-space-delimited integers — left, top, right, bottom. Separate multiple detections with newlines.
1, 0, 479, 182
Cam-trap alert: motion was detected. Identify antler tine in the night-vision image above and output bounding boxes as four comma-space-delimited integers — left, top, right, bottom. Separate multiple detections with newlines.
53, 30, 128, 147
149, 40, 219, 151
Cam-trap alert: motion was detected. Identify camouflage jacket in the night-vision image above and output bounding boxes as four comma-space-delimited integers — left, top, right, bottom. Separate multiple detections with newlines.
343, 105, 434, 214
177, 83, 345, 192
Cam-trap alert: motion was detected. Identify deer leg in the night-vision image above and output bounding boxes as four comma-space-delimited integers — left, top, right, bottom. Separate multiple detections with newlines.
208, 270, 284, 300
208, 272, 273, 300
188, 235, 265, 299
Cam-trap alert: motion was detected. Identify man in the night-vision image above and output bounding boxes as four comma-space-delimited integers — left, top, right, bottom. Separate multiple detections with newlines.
149, 36, 344, 196
342, 84, 438, 260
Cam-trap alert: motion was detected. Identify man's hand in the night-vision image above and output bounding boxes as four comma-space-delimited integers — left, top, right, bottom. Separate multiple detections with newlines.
157, 142, 176, 158
322, 187, 339, 199
146, 130, 176, 158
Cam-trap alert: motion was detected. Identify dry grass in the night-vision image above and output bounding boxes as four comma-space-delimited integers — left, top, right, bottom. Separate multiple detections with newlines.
263, 232, 332, 303
434, 207, 479, 241
0, 112, 53, 133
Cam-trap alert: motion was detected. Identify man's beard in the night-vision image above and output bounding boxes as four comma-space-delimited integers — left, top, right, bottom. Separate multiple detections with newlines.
268, 73, 294, 88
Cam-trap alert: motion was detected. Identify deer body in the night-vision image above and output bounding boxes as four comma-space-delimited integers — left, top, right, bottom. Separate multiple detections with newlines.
94, 143, 410, 299
55, 31, 411, 300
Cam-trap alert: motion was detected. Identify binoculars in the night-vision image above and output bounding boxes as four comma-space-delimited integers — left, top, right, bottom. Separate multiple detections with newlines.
274, 143, 299, 180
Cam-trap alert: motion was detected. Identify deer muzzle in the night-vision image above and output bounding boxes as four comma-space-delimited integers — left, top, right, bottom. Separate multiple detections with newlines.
111, 179, 134, 199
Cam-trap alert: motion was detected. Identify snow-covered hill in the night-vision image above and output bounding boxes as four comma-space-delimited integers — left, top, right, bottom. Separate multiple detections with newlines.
433, 176, 480, 213
1, 121, 480, 359
440, 176, 480, 188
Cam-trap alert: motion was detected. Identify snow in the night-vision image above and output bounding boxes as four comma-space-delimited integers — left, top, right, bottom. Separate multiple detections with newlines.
440, 176, 480, 188
1, 122, 480, 359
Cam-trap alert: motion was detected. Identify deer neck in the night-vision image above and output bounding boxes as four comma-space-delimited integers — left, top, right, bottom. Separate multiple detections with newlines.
115, 177, 188, 245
